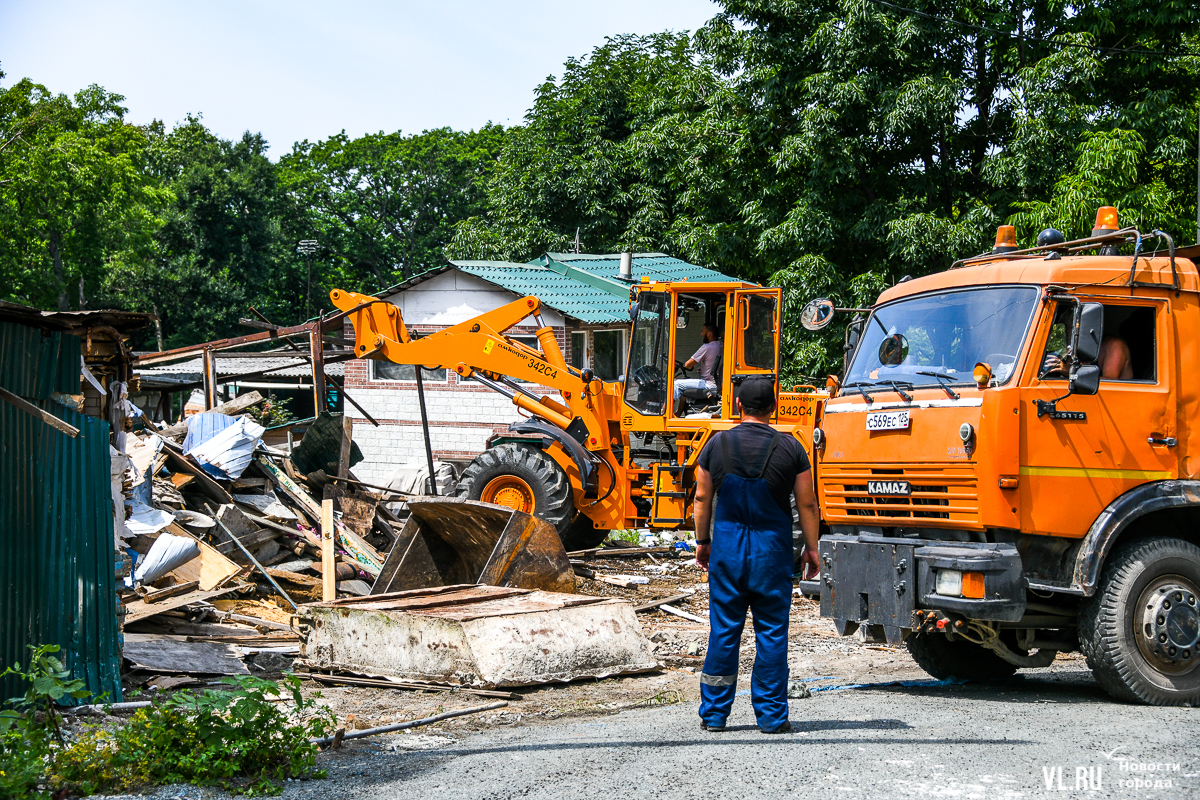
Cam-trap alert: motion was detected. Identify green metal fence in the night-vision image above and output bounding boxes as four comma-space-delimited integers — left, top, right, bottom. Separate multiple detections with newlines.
0, 320, 122, 703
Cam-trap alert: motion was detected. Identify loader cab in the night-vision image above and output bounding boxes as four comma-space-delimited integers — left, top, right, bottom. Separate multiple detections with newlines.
622, 284, 782, 424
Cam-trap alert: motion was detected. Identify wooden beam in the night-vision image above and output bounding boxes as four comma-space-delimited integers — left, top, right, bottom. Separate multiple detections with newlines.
321, 499, 336, 602
338, 414, 353, 480
159, 390, 264, 438
0, 386, 80, 437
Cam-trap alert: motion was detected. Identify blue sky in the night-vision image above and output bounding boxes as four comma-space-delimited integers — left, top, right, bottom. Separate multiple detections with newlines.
0, 0, 719, 156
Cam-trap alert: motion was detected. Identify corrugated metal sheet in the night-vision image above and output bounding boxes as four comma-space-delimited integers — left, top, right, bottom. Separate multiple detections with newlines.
0, 320, 78, 399
0, 329, 122, 704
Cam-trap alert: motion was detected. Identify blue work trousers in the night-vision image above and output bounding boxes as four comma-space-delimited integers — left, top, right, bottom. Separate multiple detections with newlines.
698, 473, 794, 731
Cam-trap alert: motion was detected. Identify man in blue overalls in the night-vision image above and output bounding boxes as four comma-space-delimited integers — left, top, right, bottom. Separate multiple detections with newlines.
693, 377, 821, 733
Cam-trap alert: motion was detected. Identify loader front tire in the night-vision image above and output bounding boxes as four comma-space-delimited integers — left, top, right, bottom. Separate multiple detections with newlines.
456, 444, 574, 536
1079, 537, 1200, 706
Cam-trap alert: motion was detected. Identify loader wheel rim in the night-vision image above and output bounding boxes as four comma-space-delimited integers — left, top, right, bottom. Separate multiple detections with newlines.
481, 475, 536, 513
1136, 574, 1200, 676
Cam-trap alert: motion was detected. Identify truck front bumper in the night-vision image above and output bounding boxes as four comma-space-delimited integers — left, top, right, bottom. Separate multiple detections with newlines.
817, 534, 1026, 644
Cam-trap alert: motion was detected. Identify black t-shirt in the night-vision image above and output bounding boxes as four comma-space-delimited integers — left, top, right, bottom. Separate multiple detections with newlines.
697, 422, 811, 514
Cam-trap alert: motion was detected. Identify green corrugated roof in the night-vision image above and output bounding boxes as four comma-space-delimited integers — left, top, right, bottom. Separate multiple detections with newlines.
440, 253, 744, 324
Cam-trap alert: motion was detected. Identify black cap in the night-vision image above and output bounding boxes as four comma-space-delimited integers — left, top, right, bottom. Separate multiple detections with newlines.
737, 377, 775, 413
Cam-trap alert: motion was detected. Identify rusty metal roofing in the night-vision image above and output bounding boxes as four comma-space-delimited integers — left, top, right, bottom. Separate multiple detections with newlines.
0, 300, 154, 333
404, 253, 745, 324
136, 354, 344, 387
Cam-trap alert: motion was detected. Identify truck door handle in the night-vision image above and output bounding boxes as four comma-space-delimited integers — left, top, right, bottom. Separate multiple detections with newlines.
1148, 436, 1177, 447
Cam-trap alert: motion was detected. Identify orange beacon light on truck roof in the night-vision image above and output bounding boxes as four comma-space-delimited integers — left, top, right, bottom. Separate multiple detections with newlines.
1092, 206, 1120, 236
991, 225, 1018, 254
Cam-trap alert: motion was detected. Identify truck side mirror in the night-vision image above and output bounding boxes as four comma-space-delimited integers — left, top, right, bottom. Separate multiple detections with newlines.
1075, 303, 1104, 364
1070, 364, 1101, 395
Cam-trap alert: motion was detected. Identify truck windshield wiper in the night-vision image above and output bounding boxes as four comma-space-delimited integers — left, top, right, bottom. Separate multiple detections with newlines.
915, 371, 961, 400
840, 381, 875, 404
877, 380, 914, 402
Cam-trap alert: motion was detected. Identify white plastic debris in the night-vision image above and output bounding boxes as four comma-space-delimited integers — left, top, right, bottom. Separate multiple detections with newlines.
133, 532, 201, 584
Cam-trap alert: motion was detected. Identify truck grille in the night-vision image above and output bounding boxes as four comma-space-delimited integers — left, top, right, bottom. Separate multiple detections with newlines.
821, 464, 979, 524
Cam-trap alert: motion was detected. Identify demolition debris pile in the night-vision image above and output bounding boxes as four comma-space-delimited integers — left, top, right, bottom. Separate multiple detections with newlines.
118, 396, 406, 683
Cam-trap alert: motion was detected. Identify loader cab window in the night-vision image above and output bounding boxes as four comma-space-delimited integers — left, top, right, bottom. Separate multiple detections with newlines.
624, 292, 669, 415
1040, 302, 1156, 382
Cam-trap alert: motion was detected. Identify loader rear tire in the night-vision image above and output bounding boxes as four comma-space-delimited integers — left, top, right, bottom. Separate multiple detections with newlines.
1079, 537, 1200, 706
906, 630, 1018, 681
561, 515, 611, 552
456, 444, 574, 536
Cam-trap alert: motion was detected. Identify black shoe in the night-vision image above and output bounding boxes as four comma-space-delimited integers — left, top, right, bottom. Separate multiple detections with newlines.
700, 721, 726, 732
762, 720, 792, 734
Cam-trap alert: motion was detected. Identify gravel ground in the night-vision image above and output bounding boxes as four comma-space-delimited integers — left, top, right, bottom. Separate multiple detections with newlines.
90, 557, 1200, 799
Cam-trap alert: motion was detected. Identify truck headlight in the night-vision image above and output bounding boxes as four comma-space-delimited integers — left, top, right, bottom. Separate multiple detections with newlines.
935, 569, 985, 598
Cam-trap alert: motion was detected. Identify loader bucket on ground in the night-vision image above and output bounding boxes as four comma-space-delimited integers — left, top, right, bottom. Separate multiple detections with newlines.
370, 497, 575, 595
296, 585, 658, 687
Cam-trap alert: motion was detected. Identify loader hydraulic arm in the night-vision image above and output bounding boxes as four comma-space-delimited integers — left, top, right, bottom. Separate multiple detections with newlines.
330, 288, 604, 444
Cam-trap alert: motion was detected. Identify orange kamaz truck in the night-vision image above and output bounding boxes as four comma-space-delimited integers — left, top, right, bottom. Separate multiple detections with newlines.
807, 208, 1200, 705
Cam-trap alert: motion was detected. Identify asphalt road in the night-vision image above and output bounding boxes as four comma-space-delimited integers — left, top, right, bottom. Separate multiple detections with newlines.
281, 665, 1199, 800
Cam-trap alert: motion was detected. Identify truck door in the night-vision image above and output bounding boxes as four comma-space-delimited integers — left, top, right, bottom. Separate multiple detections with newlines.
1018, 294, 1178, 537
727, 289, 782, 418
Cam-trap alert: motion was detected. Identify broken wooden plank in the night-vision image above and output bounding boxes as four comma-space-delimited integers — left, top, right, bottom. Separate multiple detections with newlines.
0, 386, 80, 437
207, 502, 298, 611
165, 524, 244, 591
299, 671, 518, 700
259, 456, 382, 576
140, 581, 200, 604
660, 604, 706, 624
593, 574, 643, 589
633, 591, 695, 613
321, 499, 336, 602
123, 638, 249, 675
123, 585, 242, 624
267, 568, 322, 588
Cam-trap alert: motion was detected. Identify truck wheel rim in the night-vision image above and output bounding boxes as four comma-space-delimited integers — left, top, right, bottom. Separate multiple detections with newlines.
1136, 575, 1200, 676
482, 476, 536, 513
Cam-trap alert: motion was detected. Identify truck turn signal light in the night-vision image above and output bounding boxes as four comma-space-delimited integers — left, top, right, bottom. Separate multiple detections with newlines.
1092, 206, 1120, 236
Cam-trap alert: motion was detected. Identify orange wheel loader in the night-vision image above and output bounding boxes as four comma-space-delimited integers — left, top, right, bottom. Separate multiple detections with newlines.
331, 277, 826, 553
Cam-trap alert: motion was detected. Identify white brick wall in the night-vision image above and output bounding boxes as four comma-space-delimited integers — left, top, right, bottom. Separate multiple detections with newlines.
347, 385, 560, 485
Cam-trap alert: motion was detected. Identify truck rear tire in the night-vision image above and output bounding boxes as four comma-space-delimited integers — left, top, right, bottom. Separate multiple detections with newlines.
906, 630, 1018, 681
455, 444, 574, 536
1079, 537, 1200, 706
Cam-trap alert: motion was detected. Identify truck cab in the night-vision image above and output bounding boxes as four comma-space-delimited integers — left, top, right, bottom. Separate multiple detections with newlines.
813, 210, 1200, 705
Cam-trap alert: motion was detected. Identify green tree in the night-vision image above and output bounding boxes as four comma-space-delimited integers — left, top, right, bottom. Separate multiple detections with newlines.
279, 125, 506, 299
453, 2, 1200, 381
101, 115, 288, 347
0, 72, 165, 310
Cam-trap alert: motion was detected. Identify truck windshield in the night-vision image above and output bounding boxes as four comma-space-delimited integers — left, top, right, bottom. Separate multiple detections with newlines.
844, 286, 1040, 391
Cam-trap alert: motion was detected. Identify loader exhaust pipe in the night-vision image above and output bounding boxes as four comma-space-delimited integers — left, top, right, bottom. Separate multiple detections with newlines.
620, 251, 633, 281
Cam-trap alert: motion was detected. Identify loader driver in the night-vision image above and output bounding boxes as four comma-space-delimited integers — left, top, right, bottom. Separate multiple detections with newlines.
675, 324, 723, 398
691, 378, 821, 734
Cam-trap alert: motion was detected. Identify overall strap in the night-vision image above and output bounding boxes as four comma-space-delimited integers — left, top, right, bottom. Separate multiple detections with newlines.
755, 431, 783, 480
720, 429, 733, 473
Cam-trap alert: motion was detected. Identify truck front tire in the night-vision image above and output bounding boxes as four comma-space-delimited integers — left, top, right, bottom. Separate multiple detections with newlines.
1080, 537, 1200, 706
906, 630, 1018, 681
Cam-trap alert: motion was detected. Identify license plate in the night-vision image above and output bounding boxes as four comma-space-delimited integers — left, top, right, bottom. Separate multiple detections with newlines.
866, 410, 911, 431
868, 480, 912, 496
